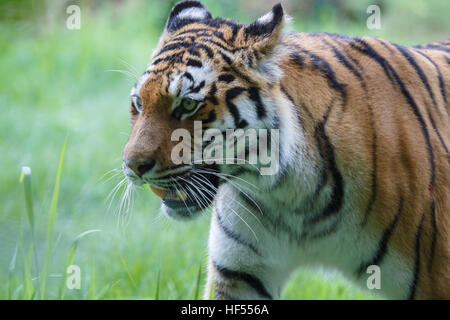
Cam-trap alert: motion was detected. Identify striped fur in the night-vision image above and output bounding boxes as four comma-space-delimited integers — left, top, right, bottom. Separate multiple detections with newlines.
122, 1, 450, 299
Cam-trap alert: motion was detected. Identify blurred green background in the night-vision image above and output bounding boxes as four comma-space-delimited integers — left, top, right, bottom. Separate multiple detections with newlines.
0, 0, 448, 299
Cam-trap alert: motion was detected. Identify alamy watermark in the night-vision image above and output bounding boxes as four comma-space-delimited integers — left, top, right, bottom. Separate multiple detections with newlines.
366, 5, 381, 30
66, 264, 81, 290
66, 5, 81, 30
171, 121, 280, 176
366, 265, 381, 290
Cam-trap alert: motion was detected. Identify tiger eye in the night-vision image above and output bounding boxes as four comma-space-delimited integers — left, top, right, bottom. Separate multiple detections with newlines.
182, 98, 197, 111
136, 96, 142, 107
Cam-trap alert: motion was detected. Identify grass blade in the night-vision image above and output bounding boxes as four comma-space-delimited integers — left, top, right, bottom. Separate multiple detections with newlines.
193, 262, 202, 300
110, 236, 136, 289
41, 136, 68, 299
95, 279, 121, 300
6, 244, 18, 299
19, 241, 35, 299
209, 280, 215, 300
88, 258, 96, 300
154, 269, 160, 300
19, 167, 34, 229
20, 166, 40, 291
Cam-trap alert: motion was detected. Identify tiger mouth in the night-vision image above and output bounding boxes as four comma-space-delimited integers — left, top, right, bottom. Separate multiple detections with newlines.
150, 169, 220, 217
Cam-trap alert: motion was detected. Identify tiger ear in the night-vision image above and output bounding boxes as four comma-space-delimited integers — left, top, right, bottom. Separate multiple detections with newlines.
244, 3, 285, 53
165, 0, 212, 33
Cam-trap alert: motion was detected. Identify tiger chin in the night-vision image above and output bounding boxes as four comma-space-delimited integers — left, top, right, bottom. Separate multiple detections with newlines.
121, 0, 450, 299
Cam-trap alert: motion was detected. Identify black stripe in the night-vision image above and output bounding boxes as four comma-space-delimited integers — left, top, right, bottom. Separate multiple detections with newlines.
324, 39, 366, 91
150, 65, 171, 75
280, 84, 309, 124
416, 50, 449, 115
213, 261, 272, 299
189, 80, 205, 94
207, 83, 218, 105
171, 35, 196, 43
186, 58, 203, 68
225, 87, 246, 127
237, 119, 248, 128
245, 50, 255, 68
168, 18, 202, 33
290, 53, 304, 67
361, 124, 378, 226
173, 28, 213, 37
425, 107, 450, 165
218, 74, 235, 83
307, 218, 341, 240
196, 30, 228, 43
229, 24, 240, 43
247, 86, 266, 119
393, 44, 441, 117
220, 51, 232, 65
349, 41, 395, 84
163, 37, 213, 58
408, 214, 425, 300
377, 39, 395, 54
346, 49, 364, 70
203, 109, 217, 123
216, 211, 261, 255
357, 198, 403, 275
194, 43, 214, 58
305, 104, 344, 225
187, 46, 201, 57
183, 72, 194, 82
200, 38, 236, 53
421, 45, 450, 53
300, 48, 348, 105
204, 18, 239, 31
221, 66, 255, 85
429, 197, 437, 271
164, 70, 173, 93
152, 51, 184, 66
155, 42, 192, 57
311, 128, 329, 201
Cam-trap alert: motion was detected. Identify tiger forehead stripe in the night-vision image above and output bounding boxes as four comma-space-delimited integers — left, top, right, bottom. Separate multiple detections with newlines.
166, 59, 213, 99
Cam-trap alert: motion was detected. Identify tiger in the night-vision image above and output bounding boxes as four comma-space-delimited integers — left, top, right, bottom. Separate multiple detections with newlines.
121, 0, 450, 299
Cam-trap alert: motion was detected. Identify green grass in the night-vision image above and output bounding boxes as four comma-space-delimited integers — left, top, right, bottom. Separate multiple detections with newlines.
0, 0, 447, 300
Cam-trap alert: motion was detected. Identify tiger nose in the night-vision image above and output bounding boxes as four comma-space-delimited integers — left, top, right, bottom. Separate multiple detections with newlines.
126, 159, 156, 177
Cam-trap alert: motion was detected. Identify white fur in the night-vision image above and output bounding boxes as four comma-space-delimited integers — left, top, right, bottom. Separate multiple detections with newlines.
176, 7, 209, 21
256, 10, 274, 25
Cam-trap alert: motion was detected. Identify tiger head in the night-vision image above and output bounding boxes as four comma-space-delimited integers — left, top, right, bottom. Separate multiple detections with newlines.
122, 1, 287, 219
